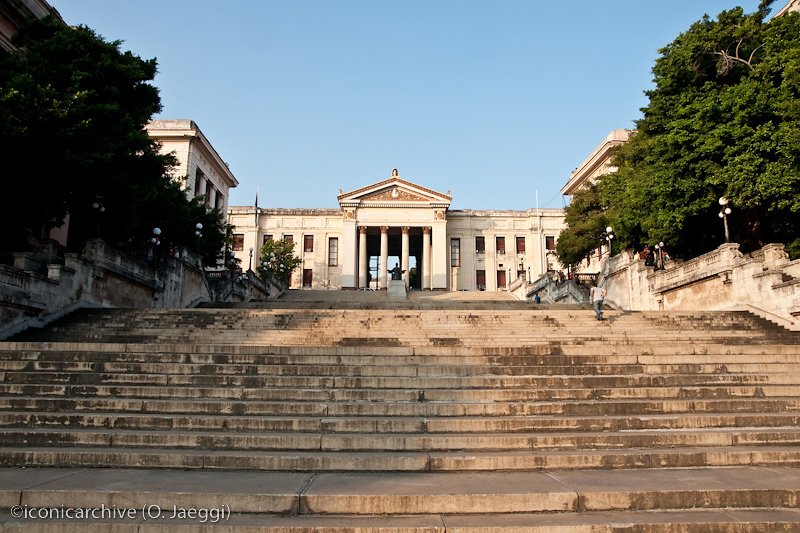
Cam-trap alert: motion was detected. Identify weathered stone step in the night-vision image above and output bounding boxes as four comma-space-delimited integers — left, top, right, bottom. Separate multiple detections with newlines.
4, 445, 800, 471
1, 466, 799, 521
3, 411, 798, 434
9, 359, 799, 378
3, 396, 800, 418
3, 427, 800, 452
7, 370, 799, 391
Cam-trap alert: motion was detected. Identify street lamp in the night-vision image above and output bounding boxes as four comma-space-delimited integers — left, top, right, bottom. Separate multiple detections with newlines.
249, 247, 254, 271
654, 241, 665, 270
92, 198, 105, 238
718, 197, 732, 242
605, 226, 614, 257
195, 222, 203, 253
151, 227, 161, 266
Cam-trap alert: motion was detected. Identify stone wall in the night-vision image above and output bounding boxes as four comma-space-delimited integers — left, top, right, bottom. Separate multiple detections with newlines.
598, 242, 800, 329
0, 239, 279, 339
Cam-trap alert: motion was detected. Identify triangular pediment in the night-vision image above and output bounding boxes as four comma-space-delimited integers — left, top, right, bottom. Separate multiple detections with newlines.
338, 175, 452, 206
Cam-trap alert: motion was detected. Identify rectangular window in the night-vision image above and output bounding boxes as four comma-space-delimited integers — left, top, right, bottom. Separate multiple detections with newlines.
263, 234, 273, 245
516, 236, 526, 254
303, 269, 313, 287
304, 235, 314, 253
328, 237, 339, 267
496, 236, 505, 254
205, 182, 213, 205
194, 170, 204, 196
285, 235, 293, 246
476, 270, 486, 289
497, 270, 507, 289
545, 236, 555, 250
475, 236, 485, 254
232, 234, 244, 251
451, 238, 460, 267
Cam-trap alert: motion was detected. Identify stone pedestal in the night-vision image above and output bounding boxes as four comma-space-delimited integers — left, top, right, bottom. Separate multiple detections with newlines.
387, 279, 407, 299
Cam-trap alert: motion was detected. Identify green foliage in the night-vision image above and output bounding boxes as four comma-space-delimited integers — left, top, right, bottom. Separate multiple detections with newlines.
556, 181, 610, 268
0, 16, 226, 261
256, 239, 301, 285
593, 7, 800, 259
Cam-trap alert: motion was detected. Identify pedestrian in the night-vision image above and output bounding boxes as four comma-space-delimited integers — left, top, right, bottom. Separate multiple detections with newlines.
590, 282, 606, 321
534, 294, 541, 304
643, 245, 654, 267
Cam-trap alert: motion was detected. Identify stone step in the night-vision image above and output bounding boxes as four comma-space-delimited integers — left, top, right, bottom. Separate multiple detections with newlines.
4, 445, 800, 471
0, 467, 799, 519
6, 359, 800, 378
3, 396, 800, 417
3, 383, 799, 402
6, 371, 799, 390
2, 411, 798, 434
2, 427, 800, 452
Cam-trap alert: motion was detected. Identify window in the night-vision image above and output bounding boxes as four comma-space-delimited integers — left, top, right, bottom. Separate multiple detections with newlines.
304, 235, 314, 253
516, 237, 526, 254
328, 237, 338, 267
476, 270, 486, 289
545, 236, 555, 251
451, 238, 460, 267
303, 269, 313, 287
205, 182, 213, 205
263, 234, 273, 245
232, 234, 244, 251
497, 270, 507, 289
194, 170, 204, 196
475, 236, 485, 254
285, 235, 294, 246
496, 236, 505, 254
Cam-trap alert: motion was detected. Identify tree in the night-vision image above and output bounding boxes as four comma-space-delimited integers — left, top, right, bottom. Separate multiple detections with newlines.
555, 181, 611, 268
0, 17, 225, 259
256, 239, 301, 286
597, 6, 800, 258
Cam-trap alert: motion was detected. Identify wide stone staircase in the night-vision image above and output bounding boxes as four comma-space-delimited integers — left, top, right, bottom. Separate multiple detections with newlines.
1, 294, 800, 530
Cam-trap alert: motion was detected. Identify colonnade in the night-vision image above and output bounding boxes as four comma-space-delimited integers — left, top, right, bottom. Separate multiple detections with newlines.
357, 226, 432, 290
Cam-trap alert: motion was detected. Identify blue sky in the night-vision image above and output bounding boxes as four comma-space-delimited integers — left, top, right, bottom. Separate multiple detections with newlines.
54, 0, 764, 211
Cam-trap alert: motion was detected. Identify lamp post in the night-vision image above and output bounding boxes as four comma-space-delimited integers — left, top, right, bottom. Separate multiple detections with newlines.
195, 223, 203, 253
654, 241, 665, 270
249, 247, 254, 272
92, 198, 105, 238
605, 226, 614, 258
151, 227, 161, 266
718, 197, 732, 243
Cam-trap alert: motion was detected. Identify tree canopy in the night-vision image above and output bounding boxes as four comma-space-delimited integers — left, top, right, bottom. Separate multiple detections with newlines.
257, 239, 302, 286
558, 3, 800, 263
0, 16, 225, 264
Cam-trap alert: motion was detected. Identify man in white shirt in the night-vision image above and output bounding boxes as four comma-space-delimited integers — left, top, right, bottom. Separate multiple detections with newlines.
590, 282, 606, 321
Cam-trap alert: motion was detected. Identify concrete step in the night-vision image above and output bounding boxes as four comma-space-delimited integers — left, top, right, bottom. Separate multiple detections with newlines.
3, 445, 800, 471
0, 467, 800, 516
2, 427, 800, 452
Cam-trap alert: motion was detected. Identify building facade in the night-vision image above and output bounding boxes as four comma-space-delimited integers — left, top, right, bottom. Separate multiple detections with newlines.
228, 171, 565, 291
0, 0, 61, 52
146, 119, 239, 214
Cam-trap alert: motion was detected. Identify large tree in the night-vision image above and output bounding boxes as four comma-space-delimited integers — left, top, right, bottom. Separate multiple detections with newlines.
566, 2, 800, 260
0, 16, 224, 263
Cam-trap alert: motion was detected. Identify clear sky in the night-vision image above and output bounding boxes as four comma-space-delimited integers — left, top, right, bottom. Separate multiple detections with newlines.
53, 0, 764, 212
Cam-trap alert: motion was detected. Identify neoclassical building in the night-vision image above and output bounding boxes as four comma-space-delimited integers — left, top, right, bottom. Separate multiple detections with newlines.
228, 170, 566, 291
146, 119, 239, 214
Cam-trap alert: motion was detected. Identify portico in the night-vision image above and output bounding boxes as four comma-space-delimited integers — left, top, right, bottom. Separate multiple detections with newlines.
339, 171, 451, 290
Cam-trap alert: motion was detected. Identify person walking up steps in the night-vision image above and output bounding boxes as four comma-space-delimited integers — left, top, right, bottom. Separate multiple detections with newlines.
590, 282, 606, 321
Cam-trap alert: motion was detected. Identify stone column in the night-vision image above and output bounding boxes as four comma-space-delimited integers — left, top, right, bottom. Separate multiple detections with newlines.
401, 226, 410, 288
341, 210, 358, 289
422, 226, 431, 290
358, 226, 368, 289
431, 221, 448, 290
380, 226, 389, 290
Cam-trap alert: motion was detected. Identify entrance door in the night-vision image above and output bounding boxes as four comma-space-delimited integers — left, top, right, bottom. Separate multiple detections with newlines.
303, 269, 313, 287
497, 270, 506, 289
